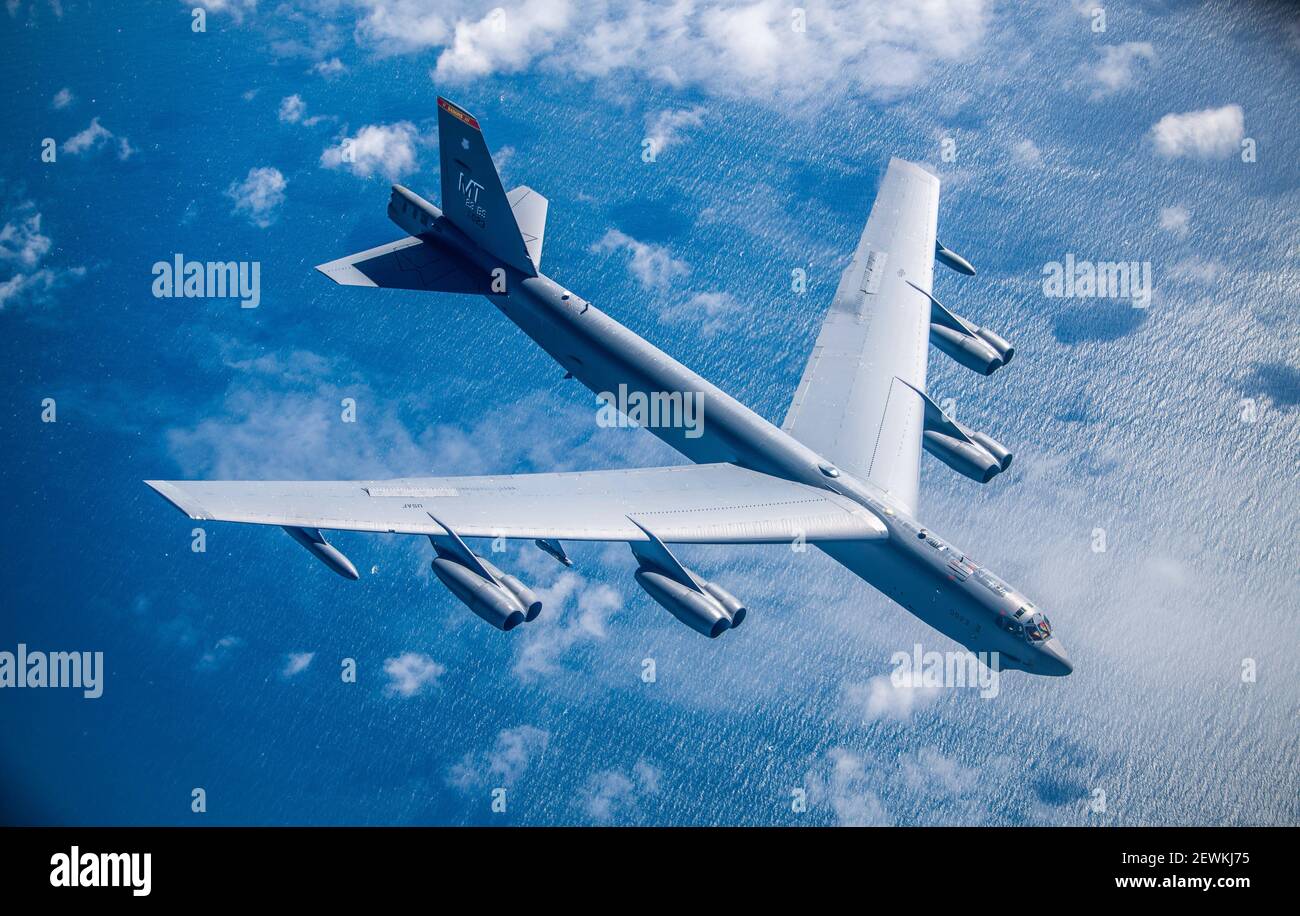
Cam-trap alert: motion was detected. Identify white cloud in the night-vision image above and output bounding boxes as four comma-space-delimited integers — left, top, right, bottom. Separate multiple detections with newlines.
320, 121, 420, 179
1159, 205, 1190, 237
354, 0, 986, 103
51, 87, 73, 109
226, 166, 287, 227
589, 230, 741, 335
581, 760, 660, 823
187, 0, 258, 22
1010, 138, 1042, 167
281, 652, 315, 677
634, 0, 987, 101
899, 748, 982, 797
353, 0, 458, 55
446, 725, 550, 789
660, 290, 741, 338
492, 144, 515, 176
590, 228, 690, 289
842, 674, 941, 722
62, 117, 134, 160
434, 0, 574, 81
161, 349, 653, 488
1150, 104, 1244, 159
278, 94, 307, 123
1088, 41, 1155, 96
383, 651, 445, 696
312, 56, 347, 77
0, 268, 77, 310
63, 117, 114, 155
197, 635, 243, 672
0, 202, 84, 311
1169, 257, 1223, 285
644, 106, 705, 156
805, 748, 892, 826
0, 207, 52, 268
513, 570, 622, 681
279, 95, 330, 127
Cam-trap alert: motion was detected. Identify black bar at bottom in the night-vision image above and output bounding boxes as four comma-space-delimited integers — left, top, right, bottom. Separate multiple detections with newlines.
0, 826, 1284, 899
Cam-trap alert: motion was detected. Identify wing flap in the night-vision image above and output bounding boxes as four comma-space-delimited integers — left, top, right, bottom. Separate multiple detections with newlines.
145, 464, 885, 544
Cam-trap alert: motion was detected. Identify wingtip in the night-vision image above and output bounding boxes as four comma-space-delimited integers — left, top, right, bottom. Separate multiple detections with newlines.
143, 480, 210, 520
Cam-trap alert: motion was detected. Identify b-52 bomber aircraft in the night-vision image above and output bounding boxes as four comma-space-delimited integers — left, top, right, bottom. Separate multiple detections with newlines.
147, 97, 1071, 676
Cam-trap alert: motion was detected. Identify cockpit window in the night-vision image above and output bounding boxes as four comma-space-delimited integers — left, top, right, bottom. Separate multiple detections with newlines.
1025, 613, 1052, 642
1000, 609, 1051, 642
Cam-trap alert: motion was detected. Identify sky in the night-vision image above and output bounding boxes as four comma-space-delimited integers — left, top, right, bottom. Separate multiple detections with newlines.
0, 0, 1297, 826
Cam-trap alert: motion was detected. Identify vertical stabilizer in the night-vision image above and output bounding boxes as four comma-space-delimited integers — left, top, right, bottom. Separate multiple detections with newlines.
437, 97, 537, 275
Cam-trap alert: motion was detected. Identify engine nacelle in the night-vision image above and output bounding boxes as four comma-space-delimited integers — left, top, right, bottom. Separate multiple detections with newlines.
922, 430, 1002, 484
478, 556, 543, 622
431, 555, 528, 631
930, 324, 1004, 376
635, 568, 733, 638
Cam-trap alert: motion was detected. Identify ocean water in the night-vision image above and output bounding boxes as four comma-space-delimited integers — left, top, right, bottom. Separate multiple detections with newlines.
0, 0, 1296, 825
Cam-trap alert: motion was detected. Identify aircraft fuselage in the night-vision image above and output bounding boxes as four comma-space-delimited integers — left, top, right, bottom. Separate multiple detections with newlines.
396, 201, 1072, 676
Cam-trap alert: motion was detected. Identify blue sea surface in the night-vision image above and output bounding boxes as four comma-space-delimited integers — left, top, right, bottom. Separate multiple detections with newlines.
0, 1, 1297, 825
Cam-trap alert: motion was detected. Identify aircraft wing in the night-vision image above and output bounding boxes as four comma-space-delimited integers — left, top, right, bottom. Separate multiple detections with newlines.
781, 158, 940, 515
145, 463, 885, 544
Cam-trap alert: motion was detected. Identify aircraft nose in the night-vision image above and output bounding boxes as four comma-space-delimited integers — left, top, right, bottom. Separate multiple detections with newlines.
1039, 638, 1073, 676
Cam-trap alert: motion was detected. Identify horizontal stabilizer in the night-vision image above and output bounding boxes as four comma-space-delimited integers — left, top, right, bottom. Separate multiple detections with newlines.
507, 186, 547, 268
315, 236, 490, 294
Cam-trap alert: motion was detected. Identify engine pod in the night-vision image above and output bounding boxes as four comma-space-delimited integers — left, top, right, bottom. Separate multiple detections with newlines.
922, 430, 1002, 484
929, 324, 1003, 376
635, 568, 731, 638
431, 556, 527, 631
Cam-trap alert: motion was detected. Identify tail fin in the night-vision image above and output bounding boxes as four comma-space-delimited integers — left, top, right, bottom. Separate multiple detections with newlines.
437, 97, 540, 276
